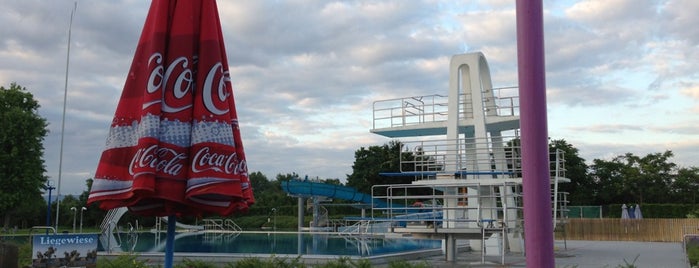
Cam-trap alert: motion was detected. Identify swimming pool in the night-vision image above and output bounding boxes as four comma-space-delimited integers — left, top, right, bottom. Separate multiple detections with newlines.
101, 231, 441, 257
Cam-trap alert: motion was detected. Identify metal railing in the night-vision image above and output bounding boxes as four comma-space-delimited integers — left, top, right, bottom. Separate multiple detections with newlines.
203, 219, 242, 233
370, 182, 522, 230
372, 94, 448, 129
395, 136, 566, 180
371, 87, 519, 130
339, 220, 370, 236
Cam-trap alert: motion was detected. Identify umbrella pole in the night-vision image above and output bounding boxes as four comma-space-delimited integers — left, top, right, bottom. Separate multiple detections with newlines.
165, 215, 176, 268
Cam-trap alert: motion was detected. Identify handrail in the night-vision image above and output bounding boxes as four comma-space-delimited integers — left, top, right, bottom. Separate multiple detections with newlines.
203, 218, 242, 233
30, 226, 57, 236
224, 219, 242, 232
339, 220, 371, 236
371, 87, 519, 130
370, 181, 523, 227
392, 136, 566, 178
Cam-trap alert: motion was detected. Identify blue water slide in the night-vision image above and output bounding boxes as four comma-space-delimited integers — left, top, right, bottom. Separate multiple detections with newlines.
281, 180, 394, 208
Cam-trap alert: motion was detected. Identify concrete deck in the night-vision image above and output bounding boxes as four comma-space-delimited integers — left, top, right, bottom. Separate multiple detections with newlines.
399, 240, 688, 268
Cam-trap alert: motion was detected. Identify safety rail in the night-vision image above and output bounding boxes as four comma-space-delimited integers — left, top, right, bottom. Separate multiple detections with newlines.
203, 219, 242, 233
339, 220, 370, 236
393, 136, 566, 180
30, 226, 57, 236
370, 182, 522, 231
98, 207, 128, 253
371, 87, 519, 130
370, 182, 519, 265
372, 94, 448, 129
368, 181, 566, 235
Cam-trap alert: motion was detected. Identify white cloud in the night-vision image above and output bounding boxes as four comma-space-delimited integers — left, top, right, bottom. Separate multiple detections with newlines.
1, 0, 698, 195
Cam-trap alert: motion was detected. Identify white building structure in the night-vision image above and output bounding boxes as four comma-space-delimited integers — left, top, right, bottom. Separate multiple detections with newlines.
368, 52, 568, 262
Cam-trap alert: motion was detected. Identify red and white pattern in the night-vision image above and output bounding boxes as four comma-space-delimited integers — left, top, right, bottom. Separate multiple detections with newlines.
88, 0, 254, 217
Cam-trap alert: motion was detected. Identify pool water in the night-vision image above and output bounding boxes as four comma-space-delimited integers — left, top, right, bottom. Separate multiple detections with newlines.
101, 232, 441, 257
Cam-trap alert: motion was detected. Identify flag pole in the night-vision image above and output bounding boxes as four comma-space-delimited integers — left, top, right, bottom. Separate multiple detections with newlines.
55, 1, 77, 231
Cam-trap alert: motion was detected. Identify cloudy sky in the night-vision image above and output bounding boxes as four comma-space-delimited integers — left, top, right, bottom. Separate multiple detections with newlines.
2, 0, 698, 195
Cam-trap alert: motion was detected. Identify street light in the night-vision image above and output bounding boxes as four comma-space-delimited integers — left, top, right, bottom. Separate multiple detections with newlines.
79, 207, 87, 233
44, 181, 55, 234
70, 207, 77, 233
271, 208, 277, 231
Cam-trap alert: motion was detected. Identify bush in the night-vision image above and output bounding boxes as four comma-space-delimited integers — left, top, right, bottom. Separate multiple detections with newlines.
227, 256, 304, 268
96, 254, 155, 268
387, 260, 431, 268
314, 257, 370, 268
686, 239, 699, 267
175, 258, 219, 268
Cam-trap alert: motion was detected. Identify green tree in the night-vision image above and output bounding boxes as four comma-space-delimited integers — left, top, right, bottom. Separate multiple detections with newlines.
549, 139, 593, 205
57, 195, 81, 228
346, 140, 413, 193
248, 171, 280, 208
672, 167, 699, 205
0, 83, 49, 228
589, 151, 678, 205
624, 151, 676, 204
589, 157, 627, 205
79, 178, 104, 230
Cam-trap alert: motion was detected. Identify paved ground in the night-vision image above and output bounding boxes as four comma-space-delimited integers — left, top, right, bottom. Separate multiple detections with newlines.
401, 240, 688, 267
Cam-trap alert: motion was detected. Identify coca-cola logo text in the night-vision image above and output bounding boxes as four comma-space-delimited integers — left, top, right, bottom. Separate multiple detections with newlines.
129, 145, 187, 177
192, 146, 246, 175
143, 52, 231, 116
202, 62, 231, 115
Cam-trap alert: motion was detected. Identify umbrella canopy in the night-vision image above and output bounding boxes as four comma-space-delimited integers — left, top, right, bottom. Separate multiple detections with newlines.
88, 0, 254, 217
621, 204, 629, 219
635, 204, 643, 219
628, 205, 636, 219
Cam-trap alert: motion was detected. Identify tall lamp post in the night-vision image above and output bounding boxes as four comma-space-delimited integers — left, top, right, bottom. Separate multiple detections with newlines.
70, 207, 77, 233
44, 181, 55, 234
55, 1, 78, 232
79, 207, 87, 233
271, 208, 277, 231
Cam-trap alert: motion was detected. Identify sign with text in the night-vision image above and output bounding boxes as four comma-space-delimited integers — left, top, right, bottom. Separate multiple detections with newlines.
32, 234, 98, 268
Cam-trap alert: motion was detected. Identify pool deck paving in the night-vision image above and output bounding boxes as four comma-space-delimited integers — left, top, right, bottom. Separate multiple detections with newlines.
399, 240, 687, 268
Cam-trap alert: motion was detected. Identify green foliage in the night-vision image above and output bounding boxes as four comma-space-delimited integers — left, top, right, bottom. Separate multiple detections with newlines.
686, 240, 699, 267
96, 254, 155, 268
674, 167, 699, 205
551, 139, 593, 205
347, 141, 414, 193
175, 258, 219, 268
0, 83, 49, 228
313, 257, 368, 268
226, 256, 304, 268
4, 240, 33, 268
226, 256, 374, 268
387, 260, 430, 268
226, 257, 272, 268
589, 151, 678, 205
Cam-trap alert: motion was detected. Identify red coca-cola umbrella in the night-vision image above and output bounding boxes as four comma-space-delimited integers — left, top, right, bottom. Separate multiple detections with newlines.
87, 1, 253, 266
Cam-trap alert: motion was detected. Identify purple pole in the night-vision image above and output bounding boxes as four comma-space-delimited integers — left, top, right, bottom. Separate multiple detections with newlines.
516, 0, 554, 267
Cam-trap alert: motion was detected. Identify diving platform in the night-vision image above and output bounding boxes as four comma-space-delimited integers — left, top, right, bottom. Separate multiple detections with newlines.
364, 52, 569, 263
370, 93, 520, 138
